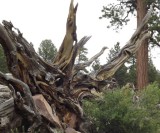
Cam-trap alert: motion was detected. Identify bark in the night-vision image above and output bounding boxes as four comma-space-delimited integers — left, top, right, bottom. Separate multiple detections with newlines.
0, 1, 152, 132
136, 0, 148, 89
96, 7, 152, 80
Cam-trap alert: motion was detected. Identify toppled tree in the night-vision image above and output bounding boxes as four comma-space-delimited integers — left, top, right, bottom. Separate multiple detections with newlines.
0, 0, 153, 132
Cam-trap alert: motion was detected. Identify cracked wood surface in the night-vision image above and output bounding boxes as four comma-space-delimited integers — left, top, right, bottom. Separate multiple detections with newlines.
0, 1, 153, 132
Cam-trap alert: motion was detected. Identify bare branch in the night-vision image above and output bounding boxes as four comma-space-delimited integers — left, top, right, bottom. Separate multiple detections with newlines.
53, 0, 78, 71
0, 2, 154, 133
74, 46, 108, 72
96, 6, 153, 80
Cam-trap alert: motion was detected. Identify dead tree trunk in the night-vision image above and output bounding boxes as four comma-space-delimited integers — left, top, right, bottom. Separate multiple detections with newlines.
0, 1, 152, 133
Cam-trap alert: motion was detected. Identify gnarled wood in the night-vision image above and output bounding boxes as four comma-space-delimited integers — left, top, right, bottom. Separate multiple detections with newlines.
74, 46, 108, 73
96, 6, 152, 80
53, 0, 78, 71
0, 1, 153, 132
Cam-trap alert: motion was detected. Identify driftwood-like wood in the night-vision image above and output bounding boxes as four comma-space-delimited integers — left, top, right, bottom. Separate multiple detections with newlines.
0, 1, 152, 132
96, 7, 152, 80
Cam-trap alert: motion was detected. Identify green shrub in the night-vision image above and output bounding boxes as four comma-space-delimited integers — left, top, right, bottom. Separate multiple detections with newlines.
83, 82, 160, 133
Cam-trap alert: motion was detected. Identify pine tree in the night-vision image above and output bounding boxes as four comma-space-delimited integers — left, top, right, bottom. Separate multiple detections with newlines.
38, 39, 57, 63
76, 46, 88, 63
100, 0, 160, 89
107, 42, 129, 86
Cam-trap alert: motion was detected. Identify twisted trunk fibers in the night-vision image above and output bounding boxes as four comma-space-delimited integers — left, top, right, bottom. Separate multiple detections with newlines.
0, 1, 152, 132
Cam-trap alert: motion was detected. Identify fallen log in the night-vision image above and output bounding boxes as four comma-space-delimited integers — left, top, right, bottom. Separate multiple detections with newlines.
0, 1, 153, 132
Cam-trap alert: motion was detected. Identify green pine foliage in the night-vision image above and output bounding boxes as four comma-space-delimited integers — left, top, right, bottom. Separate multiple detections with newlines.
148, 58, 158, 83
100, 0, 160, 46
107, 43, 137, 86
38, 39, 57, 63
107, 43, 126, 86
83, 82, 160, 133
76, 46, 89, 73
77, 46, 88, 63
107, 43, 160, 87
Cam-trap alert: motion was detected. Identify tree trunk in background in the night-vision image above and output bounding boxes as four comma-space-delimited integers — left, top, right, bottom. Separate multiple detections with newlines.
0, 1, 152, 131
136, 0, 148, 89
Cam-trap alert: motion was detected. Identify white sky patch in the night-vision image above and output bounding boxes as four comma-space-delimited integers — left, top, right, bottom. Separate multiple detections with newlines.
0, 0, 159, 70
